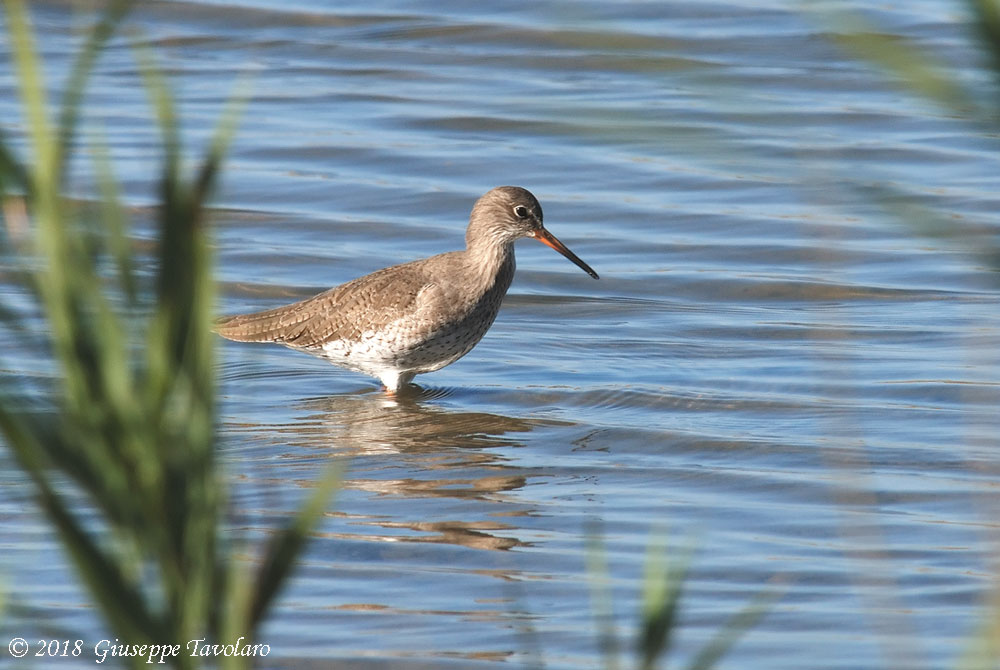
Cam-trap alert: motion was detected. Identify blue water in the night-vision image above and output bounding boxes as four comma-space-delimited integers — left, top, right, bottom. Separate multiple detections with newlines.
2, 1, 999, 669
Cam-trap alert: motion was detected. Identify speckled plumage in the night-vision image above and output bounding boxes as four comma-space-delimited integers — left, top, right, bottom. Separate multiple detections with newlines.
215, 186, 598, 393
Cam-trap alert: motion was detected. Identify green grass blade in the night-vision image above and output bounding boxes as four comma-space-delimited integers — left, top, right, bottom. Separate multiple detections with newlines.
163, 71, 248, 377
969, 0, 1000, 86
4, 0, 66, 327
134, 39, 181, 186
193, 75, 250, 208
54, 0, 134, 187
852, 180, 1000, 273
956, 576, 1000, 670
584, 521, 621, 670
249, 463, 343, 628
814, 7, 980, 118
89, 127, 137, 303
638, 535, 693, 670
0, 126, 30, 196
219, 558, 253, 670
685, 581, 785, 670
4, 0, 56, 187
134, 43, 199, 403
4, 0, 105, 412
0, 403, 163, 644
37, 484, 166, 644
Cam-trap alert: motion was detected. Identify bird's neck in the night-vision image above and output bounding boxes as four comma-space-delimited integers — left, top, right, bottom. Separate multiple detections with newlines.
464, 236, 516, 294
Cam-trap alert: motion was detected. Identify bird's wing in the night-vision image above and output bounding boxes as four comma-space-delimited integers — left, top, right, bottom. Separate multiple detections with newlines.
214, 262, 444, 349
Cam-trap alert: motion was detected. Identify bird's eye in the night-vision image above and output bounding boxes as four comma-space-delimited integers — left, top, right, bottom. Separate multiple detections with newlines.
513, 205, 529, 219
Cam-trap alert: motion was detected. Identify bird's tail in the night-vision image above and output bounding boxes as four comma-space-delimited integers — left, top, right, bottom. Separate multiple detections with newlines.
213, 304, 308, 344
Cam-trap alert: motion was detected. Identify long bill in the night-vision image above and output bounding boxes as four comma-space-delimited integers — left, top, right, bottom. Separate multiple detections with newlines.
532, 228, 599, 279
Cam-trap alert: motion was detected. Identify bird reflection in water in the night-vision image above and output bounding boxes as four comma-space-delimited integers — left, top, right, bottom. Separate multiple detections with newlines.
230, 387, 551, 552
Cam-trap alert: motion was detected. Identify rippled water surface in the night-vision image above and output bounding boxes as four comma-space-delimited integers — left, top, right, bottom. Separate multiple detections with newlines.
2, 1, 1000, 668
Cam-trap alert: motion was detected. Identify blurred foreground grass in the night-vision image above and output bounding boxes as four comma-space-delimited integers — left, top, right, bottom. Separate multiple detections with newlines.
818, 2, 1000, 668
0, 1, 338, 667
585, 529, 782, 670
819, 0, 1000, 274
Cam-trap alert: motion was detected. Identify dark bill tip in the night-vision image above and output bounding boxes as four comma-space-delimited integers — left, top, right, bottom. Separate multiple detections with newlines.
533, 228, 599, 279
